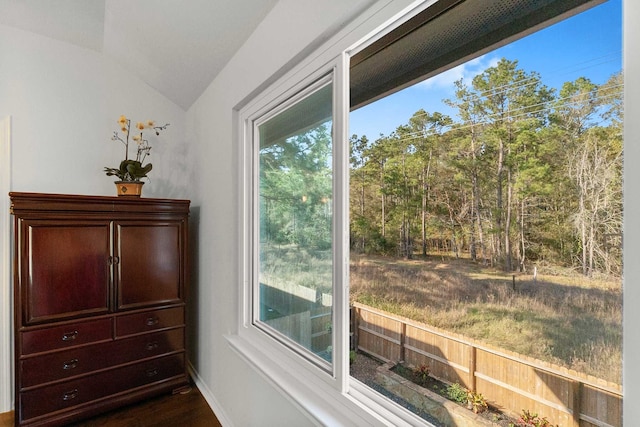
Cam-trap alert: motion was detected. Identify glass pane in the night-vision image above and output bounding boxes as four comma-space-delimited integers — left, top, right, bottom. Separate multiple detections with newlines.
349, 1, 622, 425
258, 82, 333, 363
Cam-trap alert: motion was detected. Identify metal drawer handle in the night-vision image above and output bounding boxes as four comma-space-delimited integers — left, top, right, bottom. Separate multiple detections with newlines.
145, 317, 159, 326
62, 389, 78, 401
146, 341, 159, 351
62, 331, 78, 341
63, 358, 79, 370
145, 368, 159, 377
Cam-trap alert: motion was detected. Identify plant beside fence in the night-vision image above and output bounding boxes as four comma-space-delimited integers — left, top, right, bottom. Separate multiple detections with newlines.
351, 302, 622, 427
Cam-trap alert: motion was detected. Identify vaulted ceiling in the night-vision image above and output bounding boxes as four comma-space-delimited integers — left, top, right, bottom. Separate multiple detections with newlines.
0, 0, 279, 110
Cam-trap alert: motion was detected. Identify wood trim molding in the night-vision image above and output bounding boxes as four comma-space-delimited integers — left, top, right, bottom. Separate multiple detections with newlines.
0, 116, 12, 413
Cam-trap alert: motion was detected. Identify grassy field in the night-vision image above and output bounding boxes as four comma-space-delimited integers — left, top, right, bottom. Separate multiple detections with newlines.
349, 254, 622, 384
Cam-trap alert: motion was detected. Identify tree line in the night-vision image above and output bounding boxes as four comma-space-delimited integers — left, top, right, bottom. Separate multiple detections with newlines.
350, 58, 622, 276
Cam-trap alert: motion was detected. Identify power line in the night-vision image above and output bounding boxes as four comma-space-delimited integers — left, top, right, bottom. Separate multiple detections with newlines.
360, 84, 622, 145
401, 51, 622, 124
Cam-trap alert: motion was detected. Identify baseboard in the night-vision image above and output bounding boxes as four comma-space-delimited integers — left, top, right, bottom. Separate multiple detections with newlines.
187, 361, 232, 426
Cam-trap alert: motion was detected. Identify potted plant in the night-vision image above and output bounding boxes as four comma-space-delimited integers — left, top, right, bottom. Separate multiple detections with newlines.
104, 115, 169, 196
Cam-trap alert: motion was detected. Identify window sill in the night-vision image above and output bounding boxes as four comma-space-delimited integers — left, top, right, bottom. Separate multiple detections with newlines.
225, 333, 434, 426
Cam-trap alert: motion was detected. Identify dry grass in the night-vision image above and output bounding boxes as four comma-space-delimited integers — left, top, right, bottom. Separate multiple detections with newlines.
349, 254, 622, 384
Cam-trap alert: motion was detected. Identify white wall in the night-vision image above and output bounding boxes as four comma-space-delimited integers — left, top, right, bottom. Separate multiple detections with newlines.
0, 24, 188, 198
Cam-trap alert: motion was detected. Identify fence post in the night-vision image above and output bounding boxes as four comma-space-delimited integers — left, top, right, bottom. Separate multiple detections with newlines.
351, 306, 359, 351
468, 345, 477, 391
400, 321, 406, 362
570, 380, 582, 427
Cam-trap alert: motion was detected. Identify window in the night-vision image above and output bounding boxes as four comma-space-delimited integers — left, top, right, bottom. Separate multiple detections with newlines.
235, 0, 617, 425
255, 76, 334, 367
348, 1, 622, 425
238, 57, 351, 391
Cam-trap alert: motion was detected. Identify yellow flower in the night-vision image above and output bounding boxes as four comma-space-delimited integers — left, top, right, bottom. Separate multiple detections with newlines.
121, 127, 128, 133
133, 135, 142, 143
118, 115, 127, 125
136, 122, 145, 130
147, 120, 155, 127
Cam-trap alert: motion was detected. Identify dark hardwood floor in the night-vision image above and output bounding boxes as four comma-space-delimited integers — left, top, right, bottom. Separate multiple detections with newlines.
0, 386, 222, 427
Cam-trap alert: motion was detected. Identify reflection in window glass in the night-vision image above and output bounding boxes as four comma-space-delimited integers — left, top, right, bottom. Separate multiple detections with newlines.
257, 82, 333, 364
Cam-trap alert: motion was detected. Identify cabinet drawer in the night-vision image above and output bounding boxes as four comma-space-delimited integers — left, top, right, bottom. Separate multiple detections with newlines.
21, 318, 112, 355
114, 327, 184, 363
20, 328, 184, 388
20, 353, 185, 422
116, 306, 183, 337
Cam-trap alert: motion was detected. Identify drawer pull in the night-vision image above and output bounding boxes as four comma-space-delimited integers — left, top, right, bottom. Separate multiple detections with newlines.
145, 368, 159, 377
145, 317, 159, 326
63, 358, 79, 370
146, 341, 159, 351
62, 389, 78, 401
62, 331, 78, 341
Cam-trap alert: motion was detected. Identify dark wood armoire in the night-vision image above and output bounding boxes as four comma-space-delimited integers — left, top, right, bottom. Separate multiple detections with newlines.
10, 192, 190, 426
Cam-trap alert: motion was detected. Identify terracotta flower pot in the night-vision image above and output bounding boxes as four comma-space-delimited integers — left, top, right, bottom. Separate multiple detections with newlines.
115, 181, 144, 197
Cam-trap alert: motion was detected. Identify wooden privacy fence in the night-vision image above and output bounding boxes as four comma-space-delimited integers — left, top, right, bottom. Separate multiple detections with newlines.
261, 282, 333, 352
352, 303, 622, 427
265, 306, 332, 352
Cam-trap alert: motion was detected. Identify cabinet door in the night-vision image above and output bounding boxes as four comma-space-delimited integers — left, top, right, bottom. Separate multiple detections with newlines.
116, 221, 184, 309
19, 220, 111, 324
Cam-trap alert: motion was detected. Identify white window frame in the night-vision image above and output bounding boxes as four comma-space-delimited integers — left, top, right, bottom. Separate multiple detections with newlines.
232, 53, 387, 425
250, 69, 346, 375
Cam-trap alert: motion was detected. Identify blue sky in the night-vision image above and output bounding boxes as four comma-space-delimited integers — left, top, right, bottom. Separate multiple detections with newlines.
350, 0, 622, 140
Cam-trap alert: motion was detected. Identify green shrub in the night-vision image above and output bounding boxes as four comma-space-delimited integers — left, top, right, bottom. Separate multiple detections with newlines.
445, 383, 468, 404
